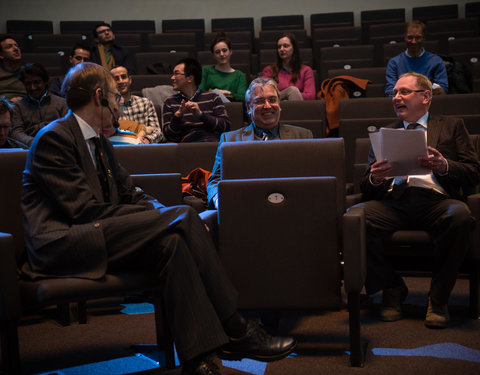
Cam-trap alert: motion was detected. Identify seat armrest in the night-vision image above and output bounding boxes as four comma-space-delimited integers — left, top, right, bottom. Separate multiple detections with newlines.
199, 210, 218, 248
0, 233, 21, 320
467, 193, 480, 260
342, 206, 366, 294
345, 193, 363, 210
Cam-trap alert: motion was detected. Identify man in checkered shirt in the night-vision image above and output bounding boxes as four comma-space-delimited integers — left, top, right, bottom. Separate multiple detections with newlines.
110, 65, 166, 143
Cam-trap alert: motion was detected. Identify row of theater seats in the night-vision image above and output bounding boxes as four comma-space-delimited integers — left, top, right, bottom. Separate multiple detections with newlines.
6, 3, 480, 39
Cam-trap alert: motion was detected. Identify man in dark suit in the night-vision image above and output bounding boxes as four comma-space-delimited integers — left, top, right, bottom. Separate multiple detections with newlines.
207, 77, 313, 209
356, 72, 480, 328
21, 63, 295, 375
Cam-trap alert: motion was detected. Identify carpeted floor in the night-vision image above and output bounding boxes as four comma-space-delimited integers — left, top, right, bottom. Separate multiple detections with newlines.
15, 276, 480, 375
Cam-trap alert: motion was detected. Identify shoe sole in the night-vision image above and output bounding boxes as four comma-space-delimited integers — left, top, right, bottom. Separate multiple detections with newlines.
424, 320, 448, 329
218, 342, 297, 362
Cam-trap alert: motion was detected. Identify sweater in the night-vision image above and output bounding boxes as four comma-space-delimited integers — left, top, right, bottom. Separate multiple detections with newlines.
261, 64, 316, 100
199, 65, 247, 102
385, 50, 448, 95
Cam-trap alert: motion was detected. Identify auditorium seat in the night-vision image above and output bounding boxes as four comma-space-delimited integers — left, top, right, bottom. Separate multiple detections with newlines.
111, 20, 156, 34
412, 4, 458, 23
426, 18, 479, 54
60, 20, 103, 36
312, 26, 362, 49
310, 12, 354, 35
203, 31, 254, 52
30, 34, 88, 54
260, 15, 304, 31
258, 48, 313, 72
383, 40, 440, 66
258, 30, 310, 50
21, 52, 66, 77
327, 67, 386, 97
211, 17, 254, 34
162, 19, 204, 51
7, 20, 53, 35
114, 33, 146, 54
135, 51, 188, 75
360, 9, 405, 43
146, 33, 197, 53
316, 45, 375, 80
279, 100, 327, 138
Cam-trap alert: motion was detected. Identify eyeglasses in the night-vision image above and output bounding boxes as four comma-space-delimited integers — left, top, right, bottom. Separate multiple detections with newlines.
252, 97, 278, 106
388, 89, 426, 98
73, 55, 90, 62
97, 28, 112, 35
406, 35, 423, 42
107, 90, 122, 103
113, 73, 128, 81
172, 71, 186, 77
214, 48, 229, 55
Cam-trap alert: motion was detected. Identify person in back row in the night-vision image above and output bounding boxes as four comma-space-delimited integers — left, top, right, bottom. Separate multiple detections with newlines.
385, 20, 448, 96
207, 77, 313, 209
0, 96, 27, 148
0, 34, 26, 102
199, 32, 247, 102
262, 32, 315, 101
163, 58, 230, 142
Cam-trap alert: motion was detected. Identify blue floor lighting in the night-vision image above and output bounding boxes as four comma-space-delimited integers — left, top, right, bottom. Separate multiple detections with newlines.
372, 343, 480, 363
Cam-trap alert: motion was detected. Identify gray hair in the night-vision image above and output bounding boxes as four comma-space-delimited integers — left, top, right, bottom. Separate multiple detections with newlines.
245, 77, 280, 116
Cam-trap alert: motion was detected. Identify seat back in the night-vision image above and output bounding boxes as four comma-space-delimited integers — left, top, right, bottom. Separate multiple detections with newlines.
311, 12, 354, 34
114, 143, 178, 174
135, 51, 188, 74
220, 138, 346, 217
111, 20, 156, 34
218, 177, 340, 309
177, 142, 219, 176
261, 15, 304, 31
7, 20, 53, 35
412, 4, 458, 23
211, 17, 254, 34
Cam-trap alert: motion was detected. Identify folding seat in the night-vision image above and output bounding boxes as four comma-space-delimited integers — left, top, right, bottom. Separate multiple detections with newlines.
426, 18, 479, 54
146, 33, 197, 53
60, 21, 103, 36
360, 9, 405, 43
129, 74, 173, 96
203, 31, 254, 53
312, 26, 362, 49
367, 22, 405, 66
258, 48, 313, 72
279, 100, 326, 138
21, 52, 66, 77
111, 20, 156, 34
317, 45, 375, 80
338, 97, 396, 183
135, 51, 188, 75
473, 62, 480, 92
327, 67, 387, 97
447, 36, 480, 72
412, 4, 458, 23
30, 34, 87, 54
162, 19, 204, 51
466, 0, 480, 31
261, 15, 304, 30
223, 102, 246, 131
177, 142, 219, 176
114, 33, 145, 54
7, 20, 53, 35
310, 12, 354, 36
215, 138, 365, 366
211, 17, 254, 34
258, 29, 310, 50
8, 33, 31, 53
429, 93, 480, 134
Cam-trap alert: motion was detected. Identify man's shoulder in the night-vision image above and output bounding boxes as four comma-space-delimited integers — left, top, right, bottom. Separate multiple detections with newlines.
279, 123, 314, 139
222, 125, 253, 141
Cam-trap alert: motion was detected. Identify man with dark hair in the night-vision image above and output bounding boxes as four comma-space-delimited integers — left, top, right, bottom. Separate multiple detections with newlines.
91, 23, 134, 74
11, 63, 68, 146
207, 77, 314, 209
163, 58, 230, 142
22, 62, 296, 375
111, 65, 165, 143
0, 96, 27, 148
49, 42, 91, 97
355, 72, 479, 328
0, 35, 26, 102
385, 20, 448, 96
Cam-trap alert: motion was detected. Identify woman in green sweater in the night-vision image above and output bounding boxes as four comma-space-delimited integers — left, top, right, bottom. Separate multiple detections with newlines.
199, 32, 247, 102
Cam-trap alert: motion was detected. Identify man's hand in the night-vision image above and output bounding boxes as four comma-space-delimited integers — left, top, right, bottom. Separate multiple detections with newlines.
370, 159, 393, 184
183, 101, 201, 116
174, 99, 187, 118
418, 146, 448, 174
138, 136, 150, 144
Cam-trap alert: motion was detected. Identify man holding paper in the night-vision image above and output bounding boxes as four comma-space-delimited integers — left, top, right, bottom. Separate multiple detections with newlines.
357, 72, 480, 328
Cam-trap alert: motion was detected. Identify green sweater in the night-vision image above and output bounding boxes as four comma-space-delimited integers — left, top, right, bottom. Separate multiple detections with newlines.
199, 65, 246, 102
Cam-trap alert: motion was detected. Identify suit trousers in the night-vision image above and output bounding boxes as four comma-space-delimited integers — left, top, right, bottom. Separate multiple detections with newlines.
356, 187, 475, 305
101, 205, 238, 362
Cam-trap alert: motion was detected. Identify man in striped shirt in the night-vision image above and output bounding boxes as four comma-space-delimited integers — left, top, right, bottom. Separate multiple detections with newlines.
162, 58, 230, 143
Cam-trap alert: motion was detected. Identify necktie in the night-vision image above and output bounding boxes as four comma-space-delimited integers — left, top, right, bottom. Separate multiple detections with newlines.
92, 137, 111, 202
390, 123, 422, 198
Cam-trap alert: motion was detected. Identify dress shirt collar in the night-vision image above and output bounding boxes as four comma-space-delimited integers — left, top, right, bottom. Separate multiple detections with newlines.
402, 112, 429, 130
73, 112, 98, 140
405, 48, 426, 58
252, 122, 280, 140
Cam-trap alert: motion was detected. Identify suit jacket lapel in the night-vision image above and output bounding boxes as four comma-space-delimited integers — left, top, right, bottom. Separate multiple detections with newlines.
68, 114, 105, 201
427, 115, 441, 148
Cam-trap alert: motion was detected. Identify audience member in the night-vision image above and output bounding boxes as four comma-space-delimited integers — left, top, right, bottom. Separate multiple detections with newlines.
385, 21, 448, 96
91, 23, 135, 74
0, 35, 26, 102
50, 43, 91, 97
21, 62, 296, 375
11, 63, 68, 146
199, 32, 247, 102
261, 32, 315, 101
207, 77, 313, 209
354, 72, 479, 328
110, 65, 166, 144
0, 96, 27, 148
163, 58, 230, 142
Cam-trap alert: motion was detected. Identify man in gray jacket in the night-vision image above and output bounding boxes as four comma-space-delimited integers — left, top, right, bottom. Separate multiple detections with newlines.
207, 77, 313, 209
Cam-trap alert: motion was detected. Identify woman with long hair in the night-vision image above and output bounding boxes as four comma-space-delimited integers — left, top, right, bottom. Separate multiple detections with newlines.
262, 32, 315, 100
199, 32, 247, 102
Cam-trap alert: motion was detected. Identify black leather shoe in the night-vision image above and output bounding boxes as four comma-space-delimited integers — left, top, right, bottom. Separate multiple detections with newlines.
380, 278, 408, 322
218, 320, 296, 362
182, 355, 222, 375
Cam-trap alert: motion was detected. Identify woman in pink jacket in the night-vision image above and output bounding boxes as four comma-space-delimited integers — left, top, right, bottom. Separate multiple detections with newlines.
262, 32, 316, 100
